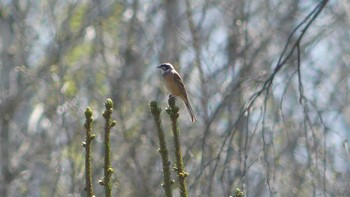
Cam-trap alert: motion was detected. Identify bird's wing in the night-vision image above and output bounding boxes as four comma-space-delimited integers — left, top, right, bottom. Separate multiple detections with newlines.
172, 71, 188, 99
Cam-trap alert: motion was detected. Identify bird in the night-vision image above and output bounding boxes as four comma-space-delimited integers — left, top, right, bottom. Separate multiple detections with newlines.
157, 63, 197, 122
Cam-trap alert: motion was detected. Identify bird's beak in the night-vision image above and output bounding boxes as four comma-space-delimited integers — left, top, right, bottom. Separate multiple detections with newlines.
156, 65, 161, 69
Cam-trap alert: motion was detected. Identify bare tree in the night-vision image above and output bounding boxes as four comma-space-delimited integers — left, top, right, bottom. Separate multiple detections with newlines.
2, 0, 350, 196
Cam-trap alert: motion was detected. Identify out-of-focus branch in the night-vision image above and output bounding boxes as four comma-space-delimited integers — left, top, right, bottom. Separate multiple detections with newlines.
243, 0, 328, 115
206, 1, 329, 195
185, 0, 208, 121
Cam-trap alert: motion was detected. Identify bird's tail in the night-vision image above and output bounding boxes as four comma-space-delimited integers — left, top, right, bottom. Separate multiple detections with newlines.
184, 100, 197, 122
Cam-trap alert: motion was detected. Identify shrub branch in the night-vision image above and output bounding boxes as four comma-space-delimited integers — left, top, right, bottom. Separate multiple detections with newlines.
149, 101, 173, 197
166, 96, 189, 197
83, 107, 95, 197
102, 98, 116, 197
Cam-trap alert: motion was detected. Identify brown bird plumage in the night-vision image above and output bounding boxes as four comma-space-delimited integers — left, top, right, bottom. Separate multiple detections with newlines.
157, 63, 197, 122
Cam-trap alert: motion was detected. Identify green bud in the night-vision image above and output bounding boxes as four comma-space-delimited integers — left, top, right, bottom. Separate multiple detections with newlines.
84, 107, 93, 118
90, 134, 96, 140
179, 172, 184, 177
184, 171, 189, 177
110, 120, 117, 127
234, 188, 244, 197
107, 167, 114, 173
105, 98, 114, 109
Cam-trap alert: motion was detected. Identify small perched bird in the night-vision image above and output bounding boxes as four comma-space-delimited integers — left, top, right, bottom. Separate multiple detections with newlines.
157, 63, 197, 122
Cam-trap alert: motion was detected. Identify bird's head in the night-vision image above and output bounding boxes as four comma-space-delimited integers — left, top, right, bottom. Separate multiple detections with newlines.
157, 63, 174, 72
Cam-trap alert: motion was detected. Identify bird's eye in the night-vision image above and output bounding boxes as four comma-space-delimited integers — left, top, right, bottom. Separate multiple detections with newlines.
159, 64, 171, 71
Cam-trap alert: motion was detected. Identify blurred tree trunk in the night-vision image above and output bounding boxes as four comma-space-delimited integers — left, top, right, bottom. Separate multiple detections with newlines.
113, 0, 144, 104
225, 0, 249, 195
160, 0, 180, 63
111, 1, 152, 196
0, 9, 17, 197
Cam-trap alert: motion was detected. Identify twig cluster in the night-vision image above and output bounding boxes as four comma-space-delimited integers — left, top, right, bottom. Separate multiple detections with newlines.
149, 101, 173, 197
83, 98, 117, 197
149, 97, 190, 197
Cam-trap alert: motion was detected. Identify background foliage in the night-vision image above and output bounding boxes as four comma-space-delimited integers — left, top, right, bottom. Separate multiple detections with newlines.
0, 0, 349, 196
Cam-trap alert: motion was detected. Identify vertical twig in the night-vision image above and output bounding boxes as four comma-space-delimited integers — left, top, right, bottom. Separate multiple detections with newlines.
83, 107, 95, 197
149, 101, 173, 197
166, 97, 189, 197
185, 0, 207, 120
101, 98, 117, 197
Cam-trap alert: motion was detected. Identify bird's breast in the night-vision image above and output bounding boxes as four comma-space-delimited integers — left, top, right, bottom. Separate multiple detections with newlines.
163, 74, 182, 96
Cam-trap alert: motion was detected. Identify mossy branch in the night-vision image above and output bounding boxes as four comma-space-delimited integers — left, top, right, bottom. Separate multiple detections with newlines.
83, 107, 95, 197
101, 98, 116, 197
149, 101, 173, 197
166, 97, 189, 197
